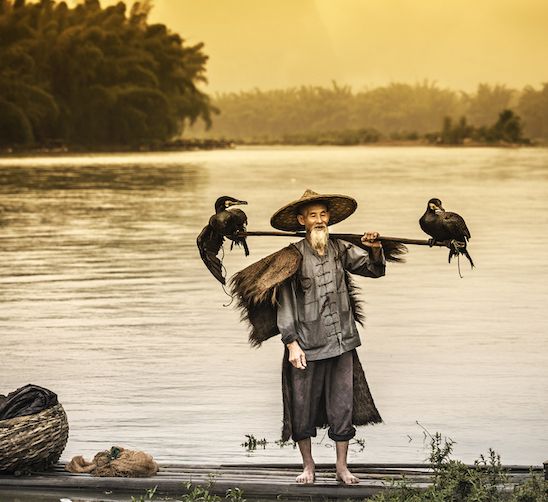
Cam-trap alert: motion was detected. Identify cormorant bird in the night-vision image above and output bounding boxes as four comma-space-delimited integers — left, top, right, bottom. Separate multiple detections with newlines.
197, 196, 249, 284
419, 197, 474, 268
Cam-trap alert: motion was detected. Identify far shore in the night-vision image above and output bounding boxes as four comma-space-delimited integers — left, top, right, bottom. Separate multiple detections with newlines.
0, 138, 235, 157
0, 138, 541, 157
236, 139, 537, 148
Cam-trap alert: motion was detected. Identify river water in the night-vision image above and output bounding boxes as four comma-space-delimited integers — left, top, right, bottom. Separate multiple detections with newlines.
0, 146, 546, 468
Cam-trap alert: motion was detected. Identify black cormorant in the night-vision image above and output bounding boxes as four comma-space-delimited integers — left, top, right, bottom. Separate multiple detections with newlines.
197, 196, 249, 284
419, 197, 474, 268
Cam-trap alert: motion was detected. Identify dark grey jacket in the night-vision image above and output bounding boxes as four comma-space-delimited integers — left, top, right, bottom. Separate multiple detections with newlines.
277, 238, 385, 361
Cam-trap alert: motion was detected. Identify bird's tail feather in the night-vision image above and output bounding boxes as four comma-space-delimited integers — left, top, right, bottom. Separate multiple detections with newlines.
464, 249, 474, 268
448, 240, 474, 269
229, 238, 250, 257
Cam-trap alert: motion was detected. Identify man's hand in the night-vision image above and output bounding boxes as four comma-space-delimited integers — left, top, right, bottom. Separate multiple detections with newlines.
287, 340, 307, 370
360, 231, 382, 248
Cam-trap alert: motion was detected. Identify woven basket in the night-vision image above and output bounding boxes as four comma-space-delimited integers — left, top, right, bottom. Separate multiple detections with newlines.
0, 403, 69, 474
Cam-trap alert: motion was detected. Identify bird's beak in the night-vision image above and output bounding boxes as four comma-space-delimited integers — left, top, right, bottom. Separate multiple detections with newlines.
228, 200, 248, 207
430, 203, 444, 214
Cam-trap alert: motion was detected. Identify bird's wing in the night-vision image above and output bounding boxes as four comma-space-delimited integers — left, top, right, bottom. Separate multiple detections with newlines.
443, 212, 471, 240
230, 208, 248, 225
209, 212, 225, 234
222, 208, 248, 238
196, 224, 226, 284
419, 214, 432, 235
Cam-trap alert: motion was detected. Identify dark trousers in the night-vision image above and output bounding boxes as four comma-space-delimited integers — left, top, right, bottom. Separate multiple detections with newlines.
289, 349, 356, 442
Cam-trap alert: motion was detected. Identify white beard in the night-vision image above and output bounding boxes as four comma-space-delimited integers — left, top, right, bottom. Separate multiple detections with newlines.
309, 226, 329, 254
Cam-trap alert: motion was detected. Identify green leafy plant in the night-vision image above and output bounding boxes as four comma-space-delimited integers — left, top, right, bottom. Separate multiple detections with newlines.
511, 470, 548, 502
369, 432, 547, 502
241, 434, 268, 451
182, 481, 221, 502
226, 487, 246, 502
181, 480, 247, 502
274, 438, 297, 449
131, 485, 158, 502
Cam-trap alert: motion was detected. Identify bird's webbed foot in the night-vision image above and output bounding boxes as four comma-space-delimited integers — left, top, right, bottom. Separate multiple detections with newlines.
450, 239, 465, 252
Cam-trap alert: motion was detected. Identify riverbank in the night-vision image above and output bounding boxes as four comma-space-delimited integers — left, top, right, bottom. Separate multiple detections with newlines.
229, 128, 536, 147
235, 138, 537, 147
2, 134, 545, 157
0, 138, 235, 157
2, 136, 543, 157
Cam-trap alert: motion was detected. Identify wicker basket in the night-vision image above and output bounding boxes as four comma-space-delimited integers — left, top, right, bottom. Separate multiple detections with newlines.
0, 403, 69, 474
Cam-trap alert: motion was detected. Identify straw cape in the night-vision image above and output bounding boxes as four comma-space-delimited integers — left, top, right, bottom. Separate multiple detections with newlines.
270, 189, 358, 231
229, 244, 382, 441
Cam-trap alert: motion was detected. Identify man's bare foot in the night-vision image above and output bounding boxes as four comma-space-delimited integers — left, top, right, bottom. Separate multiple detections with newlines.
336, 467, 360, 484
296, 464, 315, 484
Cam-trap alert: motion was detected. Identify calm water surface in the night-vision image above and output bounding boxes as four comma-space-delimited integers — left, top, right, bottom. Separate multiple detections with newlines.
0, 146, 546, 467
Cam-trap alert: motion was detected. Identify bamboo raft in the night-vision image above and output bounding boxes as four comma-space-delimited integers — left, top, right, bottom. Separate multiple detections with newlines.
0, 462, 545, 500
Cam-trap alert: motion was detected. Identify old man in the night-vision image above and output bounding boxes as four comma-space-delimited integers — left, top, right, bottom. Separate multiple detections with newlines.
231, 189, 385, 485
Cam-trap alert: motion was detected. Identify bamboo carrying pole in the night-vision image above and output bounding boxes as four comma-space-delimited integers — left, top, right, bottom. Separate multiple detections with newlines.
238, 230, 450, 247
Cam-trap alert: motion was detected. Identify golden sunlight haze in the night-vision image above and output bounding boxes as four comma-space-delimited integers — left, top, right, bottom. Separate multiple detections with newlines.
149, 0, 548, 92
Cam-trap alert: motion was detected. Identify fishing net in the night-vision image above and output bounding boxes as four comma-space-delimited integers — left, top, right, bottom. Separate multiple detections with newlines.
66, 446, 158, 477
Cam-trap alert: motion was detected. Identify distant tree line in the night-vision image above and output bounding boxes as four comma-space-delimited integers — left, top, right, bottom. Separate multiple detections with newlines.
428, 110, 526, 145
196, 82, 548, 143
0, 0, 215, 148
216, 110, 527, 147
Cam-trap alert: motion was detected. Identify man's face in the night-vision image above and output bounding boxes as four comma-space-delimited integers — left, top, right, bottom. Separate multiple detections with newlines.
297, 203, 330, 233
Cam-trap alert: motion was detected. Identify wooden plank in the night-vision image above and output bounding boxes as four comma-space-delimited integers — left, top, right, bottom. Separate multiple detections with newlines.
219, 462, 433, 469
0, 462, 540, 500
216, 462, 544, 471
0, 475, 400, 498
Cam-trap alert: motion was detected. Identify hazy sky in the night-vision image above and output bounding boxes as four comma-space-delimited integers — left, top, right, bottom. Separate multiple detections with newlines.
147, 0, 548, 93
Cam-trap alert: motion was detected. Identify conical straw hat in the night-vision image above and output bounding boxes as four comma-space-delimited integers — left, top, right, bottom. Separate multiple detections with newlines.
270, 189, 357, 231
